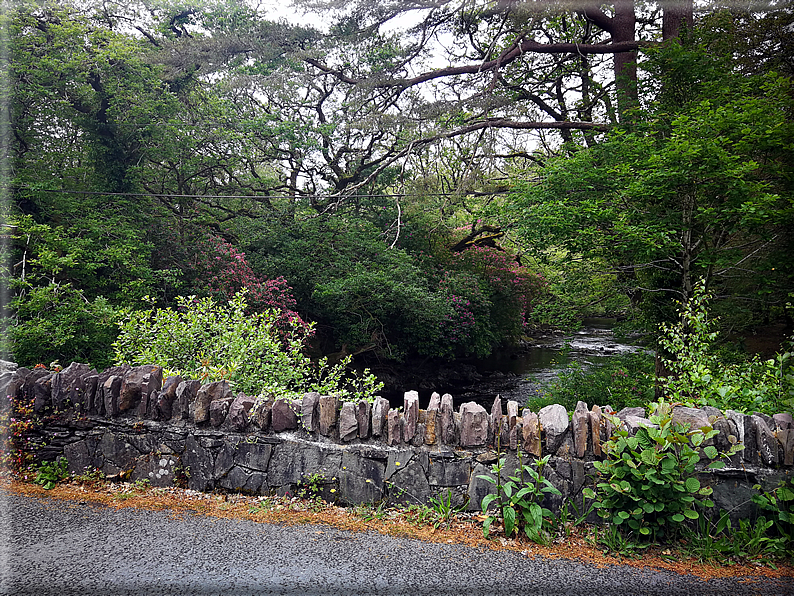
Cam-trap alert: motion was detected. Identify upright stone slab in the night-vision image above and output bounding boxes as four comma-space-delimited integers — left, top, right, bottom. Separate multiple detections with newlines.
51, 362, 94, 411
137, 389, 155, 419
403, 391, 419, 443
83, 375, 99, 415
522, 409, 541, 456
428, 392, 442, 411
538, 403, 569, 454
724, 410, 746, 447
119, 365, 162, 413
271, 398, 298, 432
33, 373, 54, 414
156, 375, 183, 421
589, 405, 603, 457
783, 428, 794, 467
173, 380, 201, 421
228, 393, 256, 431
252, 398, 273, 431
339, 402, 358, 442
459, 402, 488, 447
490, 395, 503, 447
743, 413, 759, 464
318, 395, 339, 437
356, 400, 371, 439
773, 413, 793, 430
193, 381, 231, 424
387, 409, 401, 446
411, 422, 426, 447
506, 400, 519, 427
440, 393, 456, 445
371, 396, 390, 437
572, 401, 589, 457
301, 392, 320, 433
509, 423, 518, 451
425, 395, 440, 445
102, 376, 121, 418
210, 397, 234, 427
753, 415, 778, 466
506, 401, 519, 450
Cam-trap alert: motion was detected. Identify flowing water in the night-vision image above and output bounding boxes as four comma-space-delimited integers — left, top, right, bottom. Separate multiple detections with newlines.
408, 319, 647, 410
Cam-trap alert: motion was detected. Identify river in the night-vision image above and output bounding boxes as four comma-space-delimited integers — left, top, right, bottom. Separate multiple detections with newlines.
383, 319, 647, 410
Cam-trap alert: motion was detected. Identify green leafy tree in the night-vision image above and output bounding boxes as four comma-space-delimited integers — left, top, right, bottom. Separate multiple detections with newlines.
505, 42, 794, 331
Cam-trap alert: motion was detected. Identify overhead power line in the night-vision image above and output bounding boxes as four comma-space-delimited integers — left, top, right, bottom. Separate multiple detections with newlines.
13, 186, 511, 200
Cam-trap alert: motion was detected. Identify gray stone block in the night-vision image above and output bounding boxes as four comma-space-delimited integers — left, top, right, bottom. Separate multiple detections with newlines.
459, 402, 488, 447
217, 466, 267, 494
271, 398, 298, 432
339, 401, 358, 441
301, 392, 320, 433
539, 403, 569, 454
428, 458, 471, 486
339, 451, 385, 504
267, 441, 342, 489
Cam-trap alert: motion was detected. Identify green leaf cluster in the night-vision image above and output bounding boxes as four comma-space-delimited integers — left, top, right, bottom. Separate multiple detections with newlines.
32, 456, 69, 490
585, 400, 742, 540
659, 281, 794, 415
113, 291, 383, 402
478, 452, 562, 543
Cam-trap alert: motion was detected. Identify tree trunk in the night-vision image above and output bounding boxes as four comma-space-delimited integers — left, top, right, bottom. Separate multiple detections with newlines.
613, 0, 638, 119
661, 0, 694, 41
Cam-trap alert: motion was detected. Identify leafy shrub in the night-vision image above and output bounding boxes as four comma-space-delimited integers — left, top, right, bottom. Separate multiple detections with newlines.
584, 399, 742, 540
9, 284, 120, 370
752, 478, 794, 556
479, 451, 561, 543
538, 352, 656, 413
659, 281, 794, 415
113, 291, 382, 402
0, 394, 40, 473
313, 263, 451, 361
6, 214, 153, 369
32, 456, 69, 490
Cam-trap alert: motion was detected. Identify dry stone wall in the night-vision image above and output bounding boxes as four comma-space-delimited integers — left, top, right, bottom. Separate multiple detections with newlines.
2, 361, 792, 517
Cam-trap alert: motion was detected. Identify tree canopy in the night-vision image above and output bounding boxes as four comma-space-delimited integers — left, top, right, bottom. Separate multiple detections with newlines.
3, 0, 793, 370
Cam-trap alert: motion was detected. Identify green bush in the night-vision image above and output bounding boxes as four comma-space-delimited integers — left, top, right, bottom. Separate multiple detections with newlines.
32, 456, 69, 490
113, 291, 382, 402
536, 352, 656, 413
584, 399, 742, 540
659, 281, 794, 415
478, 451, 561, 543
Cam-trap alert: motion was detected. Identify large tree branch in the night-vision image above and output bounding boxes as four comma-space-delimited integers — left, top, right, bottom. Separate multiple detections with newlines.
318, 116, 608, 210
580, 5, 614, 34
307, 39, 648, 89
442, 118, 610, 136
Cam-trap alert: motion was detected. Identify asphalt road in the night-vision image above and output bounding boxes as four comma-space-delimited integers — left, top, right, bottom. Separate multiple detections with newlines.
0, 491, 790, 596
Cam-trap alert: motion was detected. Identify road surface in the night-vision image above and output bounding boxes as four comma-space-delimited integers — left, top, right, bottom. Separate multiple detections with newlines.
0, 491, 790, 596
